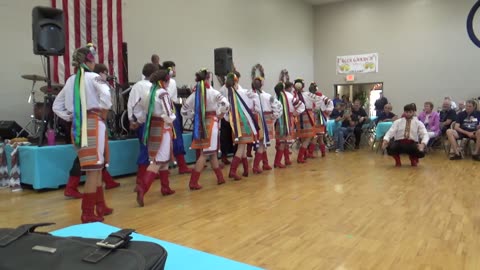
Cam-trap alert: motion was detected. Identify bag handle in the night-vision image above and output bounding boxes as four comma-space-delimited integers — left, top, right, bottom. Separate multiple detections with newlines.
83, 229, 135, 264
0, 223, 55, 247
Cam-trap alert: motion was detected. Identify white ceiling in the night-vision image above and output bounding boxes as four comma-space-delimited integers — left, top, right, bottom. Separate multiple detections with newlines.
302, 0, 345, 5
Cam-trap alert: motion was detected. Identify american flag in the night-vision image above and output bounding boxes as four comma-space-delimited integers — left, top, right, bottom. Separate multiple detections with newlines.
50, 0, 124, 84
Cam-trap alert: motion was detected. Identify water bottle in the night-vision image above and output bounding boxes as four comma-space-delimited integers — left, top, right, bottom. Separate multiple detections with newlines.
46, 129, 56, 146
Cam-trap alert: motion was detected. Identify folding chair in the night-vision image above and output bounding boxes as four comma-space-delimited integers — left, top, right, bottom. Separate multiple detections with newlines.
344, 132, 356, 151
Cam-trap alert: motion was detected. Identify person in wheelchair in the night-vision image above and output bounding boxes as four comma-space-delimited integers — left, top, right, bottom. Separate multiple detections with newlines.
382, 103, 429, 167
446, 100, 480, 161
332, 104, 357, 153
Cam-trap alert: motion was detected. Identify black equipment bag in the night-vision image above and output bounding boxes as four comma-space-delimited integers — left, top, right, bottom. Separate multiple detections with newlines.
0, 223, 167, 270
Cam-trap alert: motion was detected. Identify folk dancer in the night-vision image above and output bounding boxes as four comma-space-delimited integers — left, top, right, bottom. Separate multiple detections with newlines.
135, 69, 177, 207
382, 103, 429, 167
128, 63, 159, 191
62, 64, 120, 199
273, 82, 305, 168
162, 61, 192, 174
52, 45, 113, 223
181, 69, 230, 190
293, 78, 322, 163
309, 82, 334, 157
248, 77, 283, 174
224, 72, 259, 180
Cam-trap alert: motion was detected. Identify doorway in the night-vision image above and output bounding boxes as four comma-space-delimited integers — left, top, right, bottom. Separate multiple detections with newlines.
334, 82, 383, 116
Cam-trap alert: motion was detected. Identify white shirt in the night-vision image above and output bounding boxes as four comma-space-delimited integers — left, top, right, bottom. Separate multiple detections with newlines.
247, 89, 283, 120
285, 91, 305, 115
167, 78, 178, 104
300, 91, 322, 110
383, 117, 429, 145
139, 87, 176, 125
127, 79, 151, 122
181, 87, 230, 119
53, 72, 112, 122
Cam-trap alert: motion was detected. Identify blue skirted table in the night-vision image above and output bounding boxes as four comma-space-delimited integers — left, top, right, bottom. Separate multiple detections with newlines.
326, 116, 378, 137
3, 133, 196, 190
375, 122, 393, 140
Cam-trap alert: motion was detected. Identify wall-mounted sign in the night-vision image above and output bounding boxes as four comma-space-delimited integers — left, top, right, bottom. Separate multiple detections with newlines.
336, 53, 378, 74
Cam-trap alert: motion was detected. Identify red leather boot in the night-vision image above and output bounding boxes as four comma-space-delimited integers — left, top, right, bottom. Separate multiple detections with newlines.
176, 155, 192, 174
320, 144, 326, 157
262, 152, 272, 170
221, 155, 231, 165
307, 143, 316, 158
102, 169, 120, 190
64, 175, 82, 199
136, 171, 157, 207
297, 147, 307, 163
159, 170, 175, 195
242, 157, 249, 177
228, 156, 242, 180
81, 192, 103, 223
252, 152, 263, 174
96, 187, 113, 217
392, 155, 402, 167
134, 164, 148, 192
189, 170, 202, 190
409, 155, 418, 167
213, 168, 225, 185
284, 148, 292, 165
274, 149, 286, 168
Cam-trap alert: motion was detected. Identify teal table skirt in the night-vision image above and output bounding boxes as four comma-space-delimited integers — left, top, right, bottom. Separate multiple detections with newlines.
4, 133, 196, 190
375, 122, 393, 140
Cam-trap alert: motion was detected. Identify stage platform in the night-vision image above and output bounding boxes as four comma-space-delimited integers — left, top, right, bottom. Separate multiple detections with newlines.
3, 133, 196, 190
51, 222, 263, 270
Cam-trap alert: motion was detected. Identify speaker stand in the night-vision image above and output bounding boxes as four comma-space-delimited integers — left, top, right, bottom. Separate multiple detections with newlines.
37, 55, 52, 146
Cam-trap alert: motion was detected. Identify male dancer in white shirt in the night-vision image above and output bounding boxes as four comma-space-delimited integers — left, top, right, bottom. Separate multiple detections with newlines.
382, 103, 429, 167
128, 63, 159, 190
162, 61, 192, 174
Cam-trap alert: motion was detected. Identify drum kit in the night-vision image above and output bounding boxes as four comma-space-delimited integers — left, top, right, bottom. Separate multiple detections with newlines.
19, 74, 59, 140
20, 74, 133, 144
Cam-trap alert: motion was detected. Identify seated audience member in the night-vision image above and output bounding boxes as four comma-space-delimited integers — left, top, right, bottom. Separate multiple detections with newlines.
457, 100, 466, 113
439, 99, 456, 135
330, 102, 345, 119
444, 97, 457, 111
446, 100, 480, 161
418, 101, 440, 138
333, 105, 358, 152
351, 99, 368, 149
382, 103, 429, 167
377, 103, 398, 123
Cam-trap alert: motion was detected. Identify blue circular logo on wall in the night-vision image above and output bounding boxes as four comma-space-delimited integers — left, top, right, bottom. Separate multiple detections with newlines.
467, 0, 480, 47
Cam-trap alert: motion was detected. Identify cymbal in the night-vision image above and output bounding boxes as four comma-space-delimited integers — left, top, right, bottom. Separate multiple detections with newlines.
21, 74, 47, 81
40, 84, 64, 95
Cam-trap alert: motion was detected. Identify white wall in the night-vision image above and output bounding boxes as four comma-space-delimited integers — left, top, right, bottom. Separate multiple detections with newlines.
0, 0, 314, 131
122, 0, 314, 93
314, 0, 480, 114
0, 0, 50, 127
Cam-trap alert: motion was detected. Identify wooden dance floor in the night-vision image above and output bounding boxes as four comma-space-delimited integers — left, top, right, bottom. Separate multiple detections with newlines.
1, 149, 479, 269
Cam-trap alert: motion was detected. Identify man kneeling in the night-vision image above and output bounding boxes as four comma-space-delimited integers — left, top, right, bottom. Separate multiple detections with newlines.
382, 103, 429, 167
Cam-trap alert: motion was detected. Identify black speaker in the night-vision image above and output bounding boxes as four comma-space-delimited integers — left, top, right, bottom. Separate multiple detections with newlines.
32, 6, 65, 56
0, 121, 28, 140
214, 47, 233, 76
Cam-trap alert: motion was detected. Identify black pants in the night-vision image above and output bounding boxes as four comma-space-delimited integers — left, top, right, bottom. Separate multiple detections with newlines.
354, 126, 363, 147
387, 140, 425, 158
220, 118, 236, 157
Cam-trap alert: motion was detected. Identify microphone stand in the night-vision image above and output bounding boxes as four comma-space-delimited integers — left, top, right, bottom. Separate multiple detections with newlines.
38, 55, 52, 146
